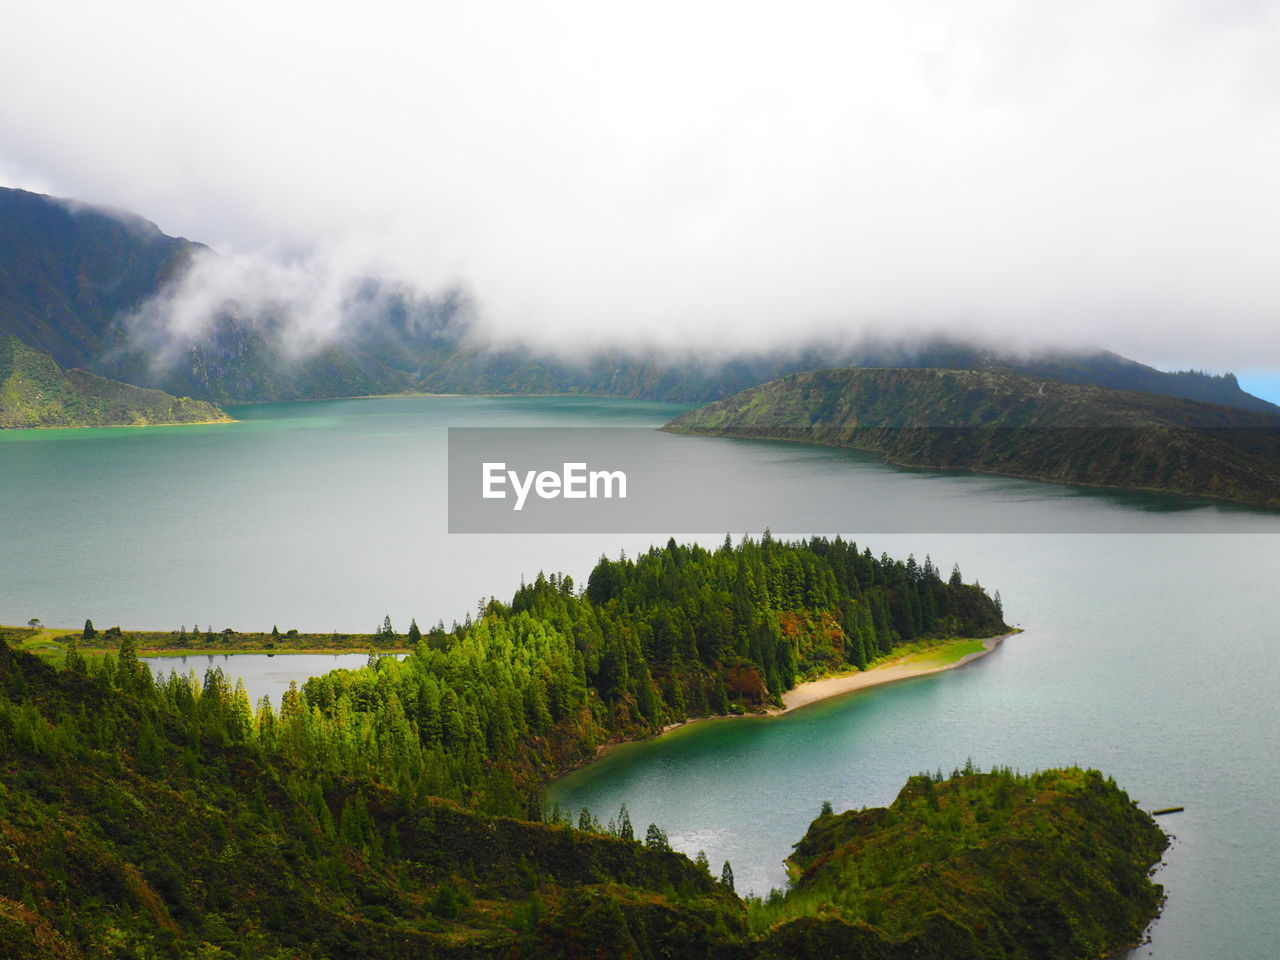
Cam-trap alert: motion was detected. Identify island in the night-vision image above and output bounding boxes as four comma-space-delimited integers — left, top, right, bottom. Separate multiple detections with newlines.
664, 366, 1280, 509
0, 335, 231, 428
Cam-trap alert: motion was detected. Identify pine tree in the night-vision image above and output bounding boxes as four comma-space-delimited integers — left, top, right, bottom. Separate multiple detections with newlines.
617, 803, 634, 841
82, 619, 97, 640
644, 823, 671, 852
720, 860, 735, 892
695, 850, 710, 874
117, 635, 140, 686
63, 639, 87, 674
407, 618, 422, 643
950, 563, 963, 588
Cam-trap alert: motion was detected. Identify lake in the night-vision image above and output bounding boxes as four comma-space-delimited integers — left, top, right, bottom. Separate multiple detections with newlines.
3, 395, 1278, 959
139, 651, 406, 708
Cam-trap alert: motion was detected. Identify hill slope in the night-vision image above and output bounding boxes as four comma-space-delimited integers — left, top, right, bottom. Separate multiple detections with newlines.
0, 188, 196, 371
1, 621, 1167, 957
754, 767, 1168, 960
0, 188, 412, 403
0, 336, 230, 428
0, 637, 743, 959
665, 367, 1280, 508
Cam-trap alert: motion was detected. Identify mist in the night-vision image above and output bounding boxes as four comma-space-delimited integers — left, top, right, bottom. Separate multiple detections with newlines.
3, 0, 1280, 370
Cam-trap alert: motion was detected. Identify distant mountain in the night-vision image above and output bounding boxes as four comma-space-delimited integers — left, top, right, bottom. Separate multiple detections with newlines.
0, 188, 195, 371
419, 338, 1280, 413
0, 336, 229, 428
3, 185, 1277, 413
0, 188, 412, 403
990, 348, 1280, 415
665, 367, 1280, 508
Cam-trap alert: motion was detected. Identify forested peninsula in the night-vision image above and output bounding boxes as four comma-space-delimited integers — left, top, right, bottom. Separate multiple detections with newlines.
0, 538, 1168, 957
18, 536, 1010, 803
665, 367, 1280, 508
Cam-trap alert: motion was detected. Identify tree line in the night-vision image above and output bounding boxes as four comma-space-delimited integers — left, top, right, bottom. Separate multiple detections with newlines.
70, 535, 1006, 817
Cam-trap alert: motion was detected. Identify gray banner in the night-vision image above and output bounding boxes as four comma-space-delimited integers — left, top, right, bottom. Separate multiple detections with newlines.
447, 427, 1280, 534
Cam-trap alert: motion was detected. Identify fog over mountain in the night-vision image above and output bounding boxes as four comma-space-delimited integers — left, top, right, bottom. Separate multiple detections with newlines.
3, 1, 1280, 369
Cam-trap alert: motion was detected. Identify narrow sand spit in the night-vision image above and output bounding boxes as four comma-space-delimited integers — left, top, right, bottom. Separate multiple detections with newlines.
770, 631, 1017, 715
569, 633, 1019, 769
646, 632, 1020, 741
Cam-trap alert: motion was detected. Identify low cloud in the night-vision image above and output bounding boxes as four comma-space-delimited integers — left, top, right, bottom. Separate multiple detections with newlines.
4, 1, 1280, 370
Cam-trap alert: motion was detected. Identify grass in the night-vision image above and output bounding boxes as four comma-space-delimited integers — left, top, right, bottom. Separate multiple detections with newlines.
800, 635, 1000, 685
1, 626, 72, 666
895, 638, 988, 669
0, 624, 410, 667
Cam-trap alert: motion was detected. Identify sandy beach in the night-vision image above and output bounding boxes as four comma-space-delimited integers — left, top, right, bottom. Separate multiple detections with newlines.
769, 631, 1018, 715
646, 631, 1019, 741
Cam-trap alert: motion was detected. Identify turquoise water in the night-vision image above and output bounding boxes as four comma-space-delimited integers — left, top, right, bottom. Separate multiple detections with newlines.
0, 397, 691, 631
3, 395, 1279, 958
549, 532, 1280, 959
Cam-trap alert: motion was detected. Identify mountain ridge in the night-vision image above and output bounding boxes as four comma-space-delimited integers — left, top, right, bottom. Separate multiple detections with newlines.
664, 366, 1280, 508
3, 185, 1277, 413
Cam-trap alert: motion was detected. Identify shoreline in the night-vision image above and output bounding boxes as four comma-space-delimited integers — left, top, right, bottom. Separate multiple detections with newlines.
1, 625, 412, 661
0, 415, 236, 432
133, 647, 413, 658
769, 630, 1017, 715
562, 631, 1020, 778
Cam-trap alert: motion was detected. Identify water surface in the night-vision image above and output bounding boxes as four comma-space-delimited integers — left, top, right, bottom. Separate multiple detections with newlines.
140, 652, 406, 708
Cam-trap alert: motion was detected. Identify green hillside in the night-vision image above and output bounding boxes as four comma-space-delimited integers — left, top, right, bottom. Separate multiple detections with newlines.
0, 534, 1168, 958
0, 188, 196, 371
753, 767, 1168, 960
0, 637, 742, 959
0, 188, 411, 403
665, 367, 1280, 508
0, 335, 230, 428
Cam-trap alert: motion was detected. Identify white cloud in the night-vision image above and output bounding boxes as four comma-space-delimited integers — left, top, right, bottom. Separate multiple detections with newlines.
2, 0, 1279, 369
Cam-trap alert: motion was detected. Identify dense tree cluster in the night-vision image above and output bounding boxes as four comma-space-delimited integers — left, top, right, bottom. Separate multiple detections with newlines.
0, 532, 1006, 955
0, 637, 736, 959
0, 542, 1172, 960
7, 537, 1005, 820
260, 536, 1006, 813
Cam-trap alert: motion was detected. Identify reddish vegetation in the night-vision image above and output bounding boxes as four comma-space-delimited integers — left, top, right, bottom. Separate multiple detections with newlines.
779, 611, 846, 667
724, 664, 769, 704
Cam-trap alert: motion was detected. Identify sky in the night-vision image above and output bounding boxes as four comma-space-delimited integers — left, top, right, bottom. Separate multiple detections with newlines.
2, 0, 1279, 374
